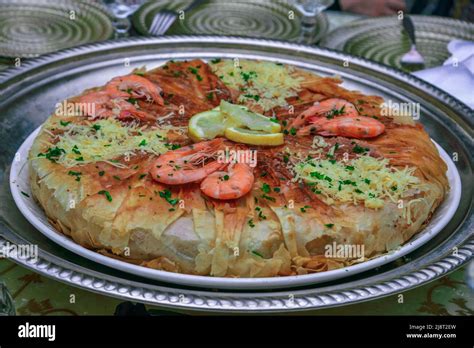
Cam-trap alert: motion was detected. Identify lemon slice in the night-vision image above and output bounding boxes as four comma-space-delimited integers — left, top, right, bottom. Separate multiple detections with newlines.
224, 127, 284, 146
188, 110, 226, 142
220, 100, 281, 133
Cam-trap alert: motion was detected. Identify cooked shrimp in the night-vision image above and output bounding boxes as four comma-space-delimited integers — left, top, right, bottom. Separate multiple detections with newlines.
75, 91, 114, 119
200, 163, 254, 200
112, 99, 157, 121
106, 75, 164, 106
297, 115, 385, 138
150, 138, 225, 185
290, 98, 359, 129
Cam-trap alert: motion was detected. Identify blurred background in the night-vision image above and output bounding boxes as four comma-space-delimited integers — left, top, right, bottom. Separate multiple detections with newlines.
0, 0, 472, 316
0, 0, 472, 68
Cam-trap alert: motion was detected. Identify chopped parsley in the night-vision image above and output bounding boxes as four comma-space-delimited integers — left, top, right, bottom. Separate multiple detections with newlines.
248, 219, 255, 228
325, 223, 334, 228
261, 194, 275, 202
243, 94, 260, 102
300, 205, 310, 213
353, 144, 369, 154
38, 147, 65, 163
187, 66, 203, 81
98, 190, 112, 202
310, 171, 325, 180
261, 183, 271, 194
255, 207, 267, 220
68, 170, 82, 182
326, 105, 345, 119
164, 143, 181, 150
60, 120, 71, 127
240, 71, 257, 82
158, 189, 179, 206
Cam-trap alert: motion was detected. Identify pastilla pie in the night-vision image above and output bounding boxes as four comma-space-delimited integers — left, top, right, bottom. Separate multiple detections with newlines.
29, 59, 448, 277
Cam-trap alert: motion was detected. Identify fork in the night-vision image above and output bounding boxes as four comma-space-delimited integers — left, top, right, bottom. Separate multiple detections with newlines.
148, 0, 205, 36
400, 15, 425, 66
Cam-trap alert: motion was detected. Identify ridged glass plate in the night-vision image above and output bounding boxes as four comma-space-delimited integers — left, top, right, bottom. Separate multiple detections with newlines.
320, 15, 474, 71
0, 0, 114, 58
132, 0, 329, 43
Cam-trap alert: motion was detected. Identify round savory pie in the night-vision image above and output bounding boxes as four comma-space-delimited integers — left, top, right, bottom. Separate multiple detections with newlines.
29, 59, 449, 277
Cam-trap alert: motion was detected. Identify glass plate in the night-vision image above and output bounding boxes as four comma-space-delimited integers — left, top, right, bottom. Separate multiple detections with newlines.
320, 15, 474, 71
0, 0, 114, 58
132, 0, 329, 43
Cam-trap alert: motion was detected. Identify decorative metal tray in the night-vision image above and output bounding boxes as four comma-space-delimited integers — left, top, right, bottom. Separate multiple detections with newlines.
0, 37, 472, 312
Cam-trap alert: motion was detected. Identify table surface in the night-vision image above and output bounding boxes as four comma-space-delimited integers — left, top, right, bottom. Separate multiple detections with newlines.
0, 9, 472, 316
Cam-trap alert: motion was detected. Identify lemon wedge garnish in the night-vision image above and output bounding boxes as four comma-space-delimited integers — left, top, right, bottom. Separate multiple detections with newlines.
188, 110, 227, 142
220, 100, 281, 133
188, 101, 284, 146
224, 127, 284, 146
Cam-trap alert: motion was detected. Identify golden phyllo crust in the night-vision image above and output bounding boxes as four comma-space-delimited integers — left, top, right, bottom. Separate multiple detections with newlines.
29, 59, 448, 277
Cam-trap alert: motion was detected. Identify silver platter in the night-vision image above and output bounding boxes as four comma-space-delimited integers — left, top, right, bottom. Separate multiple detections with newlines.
0, 36, 472, 312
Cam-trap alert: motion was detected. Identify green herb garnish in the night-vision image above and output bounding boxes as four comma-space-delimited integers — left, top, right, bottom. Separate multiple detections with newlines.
68, 171, 82, 182
98, 190, 112, 202
159, 189, 179, 206
38, 147, 65, 163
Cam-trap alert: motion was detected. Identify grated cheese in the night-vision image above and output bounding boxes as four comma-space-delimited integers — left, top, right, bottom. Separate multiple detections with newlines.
44, 119, 169, 167
311, 136, 329, 149
294, 155, 424, 209
210, 59, 303, 111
